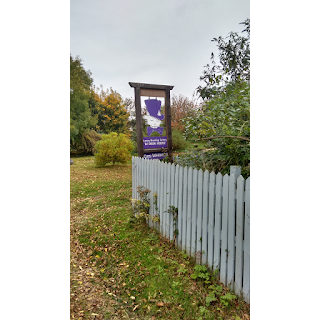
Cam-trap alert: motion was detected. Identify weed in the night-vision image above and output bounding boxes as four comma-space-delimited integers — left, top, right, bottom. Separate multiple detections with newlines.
190, 264, 211, 284
177, 266, 188, 274
132, 186, 160, 224
220, 292, 237, 307
199, 305, 208, 318
179, 251, 189, 259
205, 291, 217, 306
167, 205, 178, 243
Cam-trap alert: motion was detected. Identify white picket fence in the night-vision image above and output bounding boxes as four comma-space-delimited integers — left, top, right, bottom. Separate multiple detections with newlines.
132, 156, 250, 303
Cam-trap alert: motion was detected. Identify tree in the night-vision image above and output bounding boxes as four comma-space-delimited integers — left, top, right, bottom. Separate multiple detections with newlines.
170, 94, 200, 133
70, 55, 97, 150
89, 87, 129, 135
94, 132, 133, 166
82, 130, 102, 154
184, 80, 250, 175
197, 19, 250, 100
178, 20, 250, 178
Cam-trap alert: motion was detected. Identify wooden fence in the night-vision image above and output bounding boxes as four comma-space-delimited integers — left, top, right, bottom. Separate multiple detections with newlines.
132, 156, 250, 303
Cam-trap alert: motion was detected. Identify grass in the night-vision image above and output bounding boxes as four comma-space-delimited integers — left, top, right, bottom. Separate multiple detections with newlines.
70, 156, 250, 320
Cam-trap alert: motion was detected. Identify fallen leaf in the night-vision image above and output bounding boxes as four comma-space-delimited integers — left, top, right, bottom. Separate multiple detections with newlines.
156, 302, 164, 307
133, 305, 139, 311
130, 296, 135, 300
91, 313, 99, 316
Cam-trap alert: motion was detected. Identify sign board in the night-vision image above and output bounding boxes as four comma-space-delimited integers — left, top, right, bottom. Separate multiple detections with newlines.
143, 152, 167, 160
129, 82, 174, 161
143, 137, 167, 149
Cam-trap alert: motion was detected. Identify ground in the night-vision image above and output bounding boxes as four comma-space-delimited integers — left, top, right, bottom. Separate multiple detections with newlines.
70, 156, 250, 320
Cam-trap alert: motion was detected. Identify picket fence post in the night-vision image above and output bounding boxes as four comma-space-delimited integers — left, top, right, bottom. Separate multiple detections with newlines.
160, 161, 165, 234
191, 168, 198, 258
220, 174, 229, 285
132, 157, 135, 207
213, 173, 223, 272
196, 169, 203, 263
174, 164, 179, 244
185, 167, 192, 255
201, 170, 209, 265
207, 171, 216, 270
243, 177, 250, 302
177, 165, 184, 249
235, 175, 245, 296
227, 166, 241, 289
181, 166, 188, 252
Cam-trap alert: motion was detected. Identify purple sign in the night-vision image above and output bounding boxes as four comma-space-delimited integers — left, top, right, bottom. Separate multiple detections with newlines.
143, 153, 167, 160
143, 99, 164, 137
143, 136, 167, 149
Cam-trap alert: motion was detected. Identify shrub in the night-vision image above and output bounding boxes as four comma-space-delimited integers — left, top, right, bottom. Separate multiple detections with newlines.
172, 129, 191, 151
94, 132, 133, 166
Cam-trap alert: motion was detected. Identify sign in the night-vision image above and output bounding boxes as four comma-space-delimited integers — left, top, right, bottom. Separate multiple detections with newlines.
143, 153, 167, 160
143, 136, 167, 149
129, 82, 174, 161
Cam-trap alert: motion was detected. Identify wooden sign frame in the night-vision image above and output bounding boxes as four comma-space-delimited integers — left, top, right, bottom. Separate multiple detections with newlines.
129, 82, 174, 161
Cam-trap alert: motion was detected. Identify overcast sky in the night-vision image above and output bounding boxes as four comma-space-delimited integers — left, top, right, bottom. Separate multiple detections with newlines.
71, 0, 250, 100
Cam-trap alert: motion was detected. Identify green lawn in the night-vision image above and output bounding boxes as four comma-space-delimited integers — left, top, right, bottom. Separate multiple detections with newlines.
70, 156, 250, 320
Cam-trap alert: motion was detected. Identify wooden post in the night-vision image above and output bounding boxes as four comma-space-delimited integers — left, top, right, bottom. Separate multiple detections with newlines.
134, 86, 144, 157
165, 88, 173, 162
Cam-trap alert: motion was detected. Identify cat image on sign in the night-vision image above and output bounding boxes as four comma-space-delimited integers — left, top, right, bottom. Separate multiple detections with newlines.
143, 99, 164, 136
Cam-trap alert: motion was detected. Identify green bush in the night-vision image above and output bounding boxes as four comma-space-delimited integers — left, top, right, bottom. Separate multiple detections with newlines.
94, 132, 133, 166
172, 129, 191, 151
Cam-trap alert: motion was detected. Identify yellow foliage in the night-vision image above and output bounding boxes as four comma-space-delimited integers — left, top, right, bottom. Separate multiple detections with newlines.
91, 87, 129, 134
94, 132, 133, 166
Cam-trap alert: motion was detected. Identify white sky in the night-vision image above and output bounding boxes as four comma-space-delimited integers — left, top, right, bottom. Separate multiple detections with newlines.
71, 0, 250, 100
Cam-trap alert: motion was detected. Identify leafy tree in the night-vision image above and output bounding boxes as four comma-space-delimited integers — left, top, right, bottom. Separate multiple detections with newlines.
89, 87, 129, 135
123, 97, 136, 131
197, 19, 250, 100
94, 132, 133, 166
70, 55, 97, 150
183, 80, 250, 177
178, 20, 250, 178
82, 130, 102, 155
186, 81, 250, 141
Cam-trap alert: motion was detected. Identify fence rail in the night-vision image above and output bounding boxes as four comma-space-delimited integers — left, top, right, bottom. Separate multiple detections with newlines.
132, 156, 250, 303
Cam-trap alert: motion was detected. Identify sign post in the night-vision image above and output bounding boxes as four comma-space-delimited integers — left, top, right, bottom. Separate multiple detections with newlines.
129, 82, 174, 162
